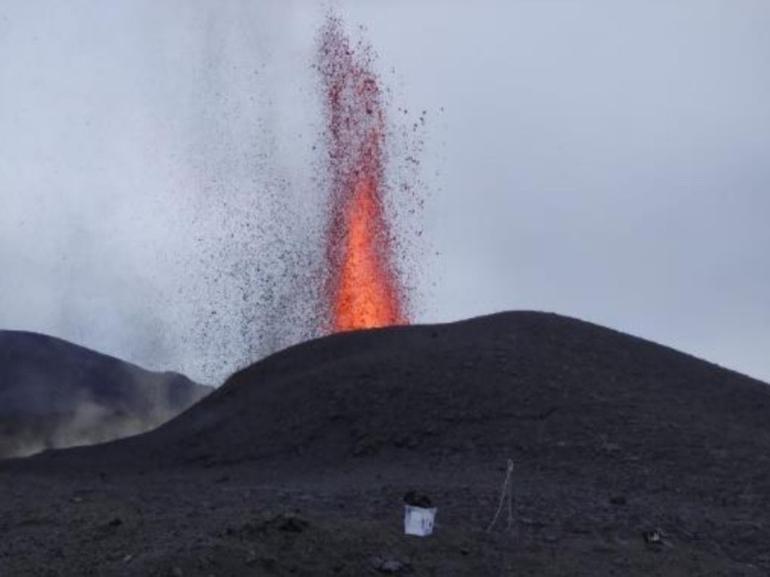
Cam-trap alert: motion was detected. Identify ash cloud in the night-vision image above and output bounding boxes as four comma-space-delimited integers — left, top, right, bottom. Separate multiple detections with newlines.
0, 2, 332, 384
2, 1, 769, 385
0, 2, 426, 385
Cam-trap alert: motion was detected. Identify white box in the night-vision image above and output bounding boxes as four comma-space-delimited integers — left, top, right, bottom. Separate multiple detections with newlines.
404, 505, 437, 537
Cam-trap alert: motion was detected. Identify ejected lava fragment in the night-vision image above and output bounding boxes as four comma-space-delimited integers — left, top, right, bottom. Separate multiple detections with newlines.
318, 15, 408, 333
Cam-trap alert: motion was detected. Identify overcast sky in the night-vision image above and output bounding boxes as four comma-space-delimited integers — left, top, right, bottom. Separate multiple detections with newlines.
1, 1, 769, 385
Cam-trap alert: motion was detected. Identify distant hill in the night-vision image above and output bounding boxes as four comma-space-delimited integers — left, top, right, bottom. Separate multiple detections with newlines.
0, 330, 210, 458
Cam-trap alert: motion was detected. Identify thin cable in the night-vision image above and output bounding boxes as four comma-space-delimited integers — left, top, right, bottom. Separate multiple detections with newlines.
486, 458, 514, 532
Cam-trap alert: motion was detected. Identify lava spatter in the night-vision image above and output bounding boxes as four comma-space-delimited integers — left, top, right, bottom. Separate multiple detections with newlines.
318, 15, 408, 332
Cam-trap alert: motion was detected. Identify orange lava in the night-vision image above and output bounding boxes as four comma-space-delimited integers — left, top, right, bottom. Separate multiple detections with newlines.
320, 15, 408, 333
333, 176, 407, 332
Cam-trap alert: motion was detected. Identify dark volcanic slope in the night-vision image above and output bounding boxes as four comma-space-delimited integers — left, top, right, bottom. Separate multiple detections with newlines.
0, 330, 210, 458
96, 311, 770, 482
5, 312, 770, 575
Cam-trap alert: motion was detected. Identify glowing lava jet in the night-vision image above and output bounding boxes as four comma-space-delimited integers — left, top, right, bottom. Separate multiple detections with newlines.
319, 16, 408, 333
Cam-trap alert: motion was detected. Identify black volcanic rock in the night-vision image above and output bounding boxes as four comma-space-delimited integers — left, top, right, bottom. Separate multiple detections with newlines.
0, 330, 210, 458
4, 312, 770, 575
128, 311, 770, 480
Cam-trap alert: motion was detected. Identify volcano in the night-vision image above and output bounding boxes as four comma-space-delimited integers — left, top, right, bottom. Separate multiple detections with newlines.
0, 330, 210, 459
68, 311, 770, 477
4, 312, 768, 576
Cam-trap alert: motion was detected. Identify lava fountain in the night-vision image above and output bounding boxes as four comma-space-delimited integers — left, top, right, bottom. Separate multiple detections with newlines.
319, 16, 408, 332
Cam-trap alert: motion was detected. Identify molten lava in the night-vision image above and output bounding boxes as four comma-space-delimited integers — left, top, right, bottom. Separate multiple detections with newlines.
319, 16, 408, 332
333, 175, 405, 331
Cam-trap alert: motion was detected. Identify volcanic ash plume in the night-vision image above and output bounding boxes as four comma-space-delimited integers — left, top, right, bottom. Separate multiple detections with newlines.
318, 16, 409, 333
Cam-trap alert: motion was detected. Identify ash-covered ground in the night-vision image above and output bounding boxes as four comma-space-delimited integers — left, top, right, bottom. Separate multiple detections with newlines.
1, 311, 769, 576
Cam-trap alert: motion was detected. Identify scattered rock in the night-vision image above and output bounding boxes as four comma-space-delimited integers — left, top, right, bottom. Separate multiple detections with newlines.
520, 517, 546, 529
273, 513, 309, 533
238, 512, 309, 537
393, 434, 419, 449
352, 434, 382, 456
380, 559, 405, 573
642, 529, 665, 550
543, 531, 560, 543
370, 556, 407, 574
403, 490, 432, 508
244, 549, 258, 567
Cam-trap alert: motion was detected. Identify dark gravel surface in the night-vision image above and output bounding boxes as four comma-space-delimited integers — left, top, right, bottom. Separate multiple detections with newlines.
1, 311, 768, 576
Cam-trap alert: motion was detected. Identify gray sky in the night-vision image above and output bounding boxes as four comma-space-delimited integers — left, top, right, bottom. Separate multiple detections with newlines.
1, 1, 769, 385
